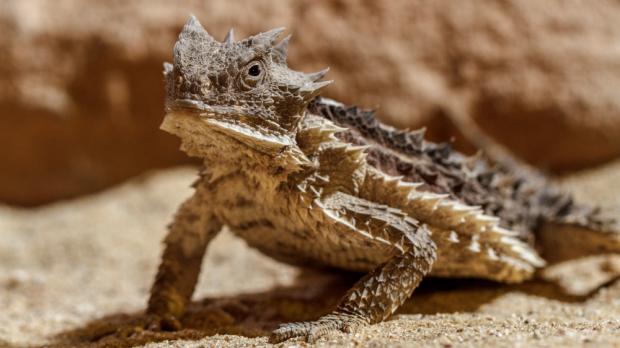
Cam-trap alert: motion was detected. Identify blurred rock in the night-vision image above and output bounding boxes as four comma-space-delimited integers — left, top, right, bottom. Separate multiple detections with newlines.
296, 0, 620, 171
2, 0, 620, 205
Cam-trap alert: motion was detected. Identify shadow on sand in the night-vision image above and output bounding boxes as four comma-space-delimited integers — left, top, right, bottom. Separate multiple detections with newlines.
45, 269, 590, 348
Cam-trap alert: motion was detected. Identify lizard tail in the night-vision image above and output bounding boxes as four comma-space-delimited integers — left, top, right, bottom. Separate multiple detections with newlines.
444, 96, 620, 274
538, 205, 620, 263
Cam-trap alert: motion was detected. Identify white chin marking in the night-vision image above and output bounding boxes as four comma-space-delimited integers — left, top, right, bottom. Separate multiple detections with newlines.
205, 118, 293, 148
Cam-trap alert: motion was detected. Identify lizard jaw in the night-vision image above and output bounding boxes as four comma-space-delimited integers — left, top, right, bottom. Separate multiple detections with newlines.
162, 99, 312, 170
165, 98, 294, 151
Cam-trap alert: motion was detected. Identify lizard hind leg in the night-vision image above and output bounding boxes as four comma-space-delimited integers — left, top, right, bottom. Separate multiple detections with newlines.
537, 213, 620, 295
538, 210, 620, 264
269, 235, 436, 343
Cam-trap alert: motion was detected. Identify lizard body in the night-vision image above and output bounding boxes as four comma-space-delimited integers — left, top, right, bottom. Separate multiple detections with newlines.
146, 16, 620, 343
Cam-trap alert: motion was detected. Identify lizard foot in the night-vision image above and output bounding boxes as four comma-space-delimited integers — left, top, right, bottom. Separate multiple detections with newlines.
269, 313, 366, 343
114, 313, 181, 340
143, 313, 182, 331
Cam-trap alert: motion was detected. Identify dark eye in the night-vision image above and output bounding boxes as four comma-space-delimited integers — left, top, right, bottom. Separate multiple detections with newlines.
240, 60, 265, 90
248, 64, 261, 77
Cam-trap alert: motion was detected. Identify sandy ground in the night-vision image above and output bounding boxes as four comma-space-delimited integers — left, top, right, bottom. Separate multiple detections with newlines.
1, 162, 620, 348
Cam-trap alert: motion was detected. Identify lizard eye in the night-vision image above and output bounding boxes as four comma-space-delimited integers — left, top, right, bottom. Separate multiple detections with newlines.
240, 60, 265, 89
248, 64, 261, 76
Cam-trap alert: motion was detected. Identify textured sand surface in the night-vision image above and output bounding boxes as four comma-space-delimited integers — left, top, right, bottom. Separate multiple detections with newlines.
1, 163, 619, 348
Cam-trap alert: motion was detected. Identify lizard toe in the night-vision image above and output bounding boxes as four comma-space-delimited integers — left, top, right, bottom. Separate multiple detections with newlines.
269, 322, 308, 343
144, 313, 182, 332
269, 313, 366, 343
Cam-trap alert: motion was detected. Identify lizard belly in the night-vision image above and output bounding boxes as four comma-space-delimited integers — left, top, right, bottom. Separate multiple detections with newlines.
211, 179, 395, 271
232, 224, 395, 272
226, 206, 396, 272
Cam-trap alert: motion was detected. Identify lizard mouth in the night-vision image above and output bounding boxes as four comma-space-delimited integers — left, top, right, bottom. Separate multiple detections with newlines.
169, 99, 246, 118
164, 98, 295, 151
169, 98, 287, 132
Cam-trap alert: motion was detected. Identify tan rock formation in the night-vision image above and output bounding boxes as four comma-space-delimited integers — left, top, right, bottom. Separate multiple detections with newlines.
2, 0, 620, 204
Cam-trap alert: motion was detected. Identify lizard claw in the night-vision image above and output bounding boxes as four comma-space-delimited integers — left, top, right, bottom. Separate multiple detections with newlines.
269, 313, 365, 343
103, 313, 182, 342
114, 313, 182, 339
144, 313, 182, 331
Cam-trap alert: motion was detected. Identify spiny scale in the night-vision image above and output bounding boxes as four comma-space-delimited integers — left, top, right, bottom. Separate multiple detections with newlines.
223, 28, 234, 44
361, 167, 545, 277
308, 97, 603, 238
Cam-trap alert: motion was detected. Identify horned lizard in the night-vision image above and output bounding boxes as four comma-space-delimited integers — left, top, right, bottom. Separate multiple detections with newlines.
146, 16, 620, 343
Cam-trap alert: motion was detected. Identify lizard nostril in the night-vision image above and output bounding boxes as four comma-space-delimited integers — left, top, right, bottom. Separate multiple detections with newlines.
189, 81, 201, 95
216, 71, 229, 88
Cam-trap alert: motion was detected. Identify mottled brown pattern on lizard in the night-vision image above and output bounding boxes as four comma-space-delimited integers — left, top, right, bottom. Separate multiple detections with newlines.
145, 16, 620, 343
309, 99, 614, 239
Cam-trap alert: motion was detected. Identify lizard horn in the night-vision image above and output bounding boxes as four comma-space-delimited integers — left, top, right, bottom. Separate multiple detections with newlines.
224, 27, 234, 44
299, 80, 333, 100
273, 34, 291, 63
181, 15, 216, 42
306, 67, 330, 82
250, 27, 286, 48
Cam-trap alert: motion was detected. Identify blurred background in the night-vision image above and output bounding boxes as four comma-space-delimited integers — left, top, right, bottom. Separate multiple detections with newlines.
2, 0, 620, 207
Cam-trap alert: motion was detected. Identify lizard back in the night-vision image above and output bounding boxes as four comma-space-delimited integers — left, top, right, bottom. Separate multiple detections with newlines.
308, 97, 606, 241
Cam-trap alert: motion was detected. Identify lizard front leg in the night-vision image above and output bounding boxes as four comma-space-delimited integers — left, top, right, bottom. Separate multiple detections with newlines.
270, 191, 436, 344
146, 187, 222, 330
270, 243, 435, 343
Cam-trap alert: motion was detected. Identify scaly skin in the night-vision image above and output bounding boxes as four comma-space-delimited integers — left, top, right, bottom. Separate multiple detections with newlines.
146, 177, 221, 330
146, 16, 620, 343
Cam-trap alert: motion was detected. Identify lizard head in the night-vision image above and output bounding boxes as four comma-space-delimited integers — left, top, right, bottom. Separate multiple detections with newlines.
161, 15, 330, 170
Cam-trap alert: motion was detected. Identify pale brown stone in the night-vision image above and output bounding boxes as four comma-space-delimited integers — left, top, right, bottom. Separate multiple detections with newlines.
3, 0, 620, 205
